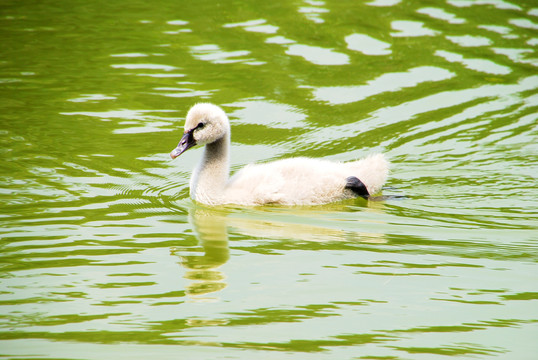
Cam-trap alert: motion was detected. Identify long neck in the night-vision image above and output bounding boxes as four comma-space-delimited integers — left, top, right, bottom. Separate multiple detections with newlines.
190, 135, 230, 205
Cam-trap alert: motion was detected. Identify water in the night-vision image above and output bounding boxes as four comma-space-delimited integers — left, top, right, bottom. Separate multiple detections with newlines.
1, 0, 537, 359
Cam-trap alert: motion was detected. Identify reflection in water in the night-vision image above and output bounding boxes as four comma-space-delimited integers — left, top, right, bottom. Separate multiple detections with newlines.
224, 19, 279, 34
345, 33, 392, 56
2, 0, 537, 357
225, 201, 388, 244
309, 66, 454, 105
417, 7, 466, 24
285, 44, 350, 65
172, 206, 230, 300
227, 99, 307, 128
435, 50, 512, 75
189, 44, 255, 65
390, 20, 438, 37
174, 201, 388, 300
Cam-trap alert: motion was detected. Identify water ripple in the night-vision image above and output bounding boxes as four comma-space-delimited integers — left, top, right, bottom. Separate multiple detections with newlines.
1, 1, 537, 358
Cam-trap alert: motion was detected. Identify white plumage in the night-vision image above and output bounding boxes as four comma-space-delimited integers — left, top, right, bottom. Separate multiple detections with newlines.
170, 103, 389, 206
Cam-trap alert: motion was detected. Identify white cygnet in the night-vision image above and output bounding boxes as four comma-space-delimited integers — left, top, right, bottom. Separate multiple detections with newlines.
170, 103, 389, 206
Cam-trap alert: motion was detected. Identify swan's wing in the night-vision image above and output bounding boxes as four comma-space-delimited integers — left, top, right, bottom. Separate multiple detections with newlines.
225, 158, 348, 205
225, 163, 287, 205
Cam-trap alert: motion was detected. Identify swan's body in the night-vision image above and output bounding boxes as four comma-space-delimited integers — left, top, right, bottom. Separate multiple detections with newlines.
170, 103, 389, 206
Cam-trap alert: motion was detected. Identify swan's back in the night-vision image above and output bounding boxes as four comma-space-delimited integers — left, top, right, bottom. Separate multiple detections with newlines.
224, 154, 389, 206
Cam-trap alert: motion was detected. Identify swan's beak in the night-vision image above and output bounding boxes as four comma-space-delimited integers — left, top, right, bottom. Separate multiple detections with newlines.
170, 130, 196, 159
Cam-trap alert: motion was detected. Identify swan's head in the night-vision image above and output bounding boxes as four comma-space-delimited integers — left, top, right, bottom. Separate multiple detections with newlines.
170, 103, 230, 159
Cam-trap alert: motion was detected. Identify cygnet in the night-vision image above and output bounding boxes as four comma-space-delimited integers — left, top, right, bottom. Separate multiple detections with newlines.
170, 103, 389, 206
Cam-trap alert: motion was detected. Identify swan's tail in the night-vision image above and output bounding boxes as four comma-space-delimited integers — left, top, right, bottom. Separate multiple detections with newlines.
350, 153, 390, 195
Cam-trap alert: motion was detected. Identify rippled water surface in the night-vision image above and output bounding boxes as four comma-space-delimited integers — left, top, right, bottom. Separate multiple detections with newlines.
1, 0, 537, 359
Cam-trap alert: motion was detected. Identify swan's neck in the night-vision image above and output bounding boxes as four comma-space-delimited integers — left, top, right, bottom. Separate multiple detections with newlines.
190, 135, 230, 204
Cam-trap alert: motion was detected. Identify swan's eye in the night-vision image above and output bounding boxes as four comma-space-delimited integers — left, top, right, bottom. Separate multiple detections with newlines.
197, 122, 205, 129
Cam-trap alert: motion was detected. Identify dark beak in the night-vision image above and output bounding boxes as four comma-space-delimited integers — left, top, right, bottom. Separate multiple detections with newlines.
170, 129, 196, 159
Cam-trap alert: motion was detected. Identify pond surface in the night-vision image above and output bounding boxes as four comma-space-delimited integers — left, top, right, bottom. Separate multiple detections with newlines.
1, 0, 537, 359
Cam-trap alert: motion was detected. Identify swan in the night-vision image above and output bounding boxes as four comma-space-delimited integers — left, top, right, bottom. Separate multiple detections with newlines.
170, 103, 389, 206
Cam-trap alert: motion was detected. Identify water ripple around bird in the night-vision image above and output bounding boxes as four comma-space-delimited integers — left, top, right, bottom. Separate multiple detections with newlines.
1, 1, 537, 359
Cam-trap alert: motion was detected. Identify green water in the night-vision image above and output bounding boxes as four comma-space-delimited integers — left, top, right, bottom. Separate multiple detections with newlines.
1, 0, 537, 359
